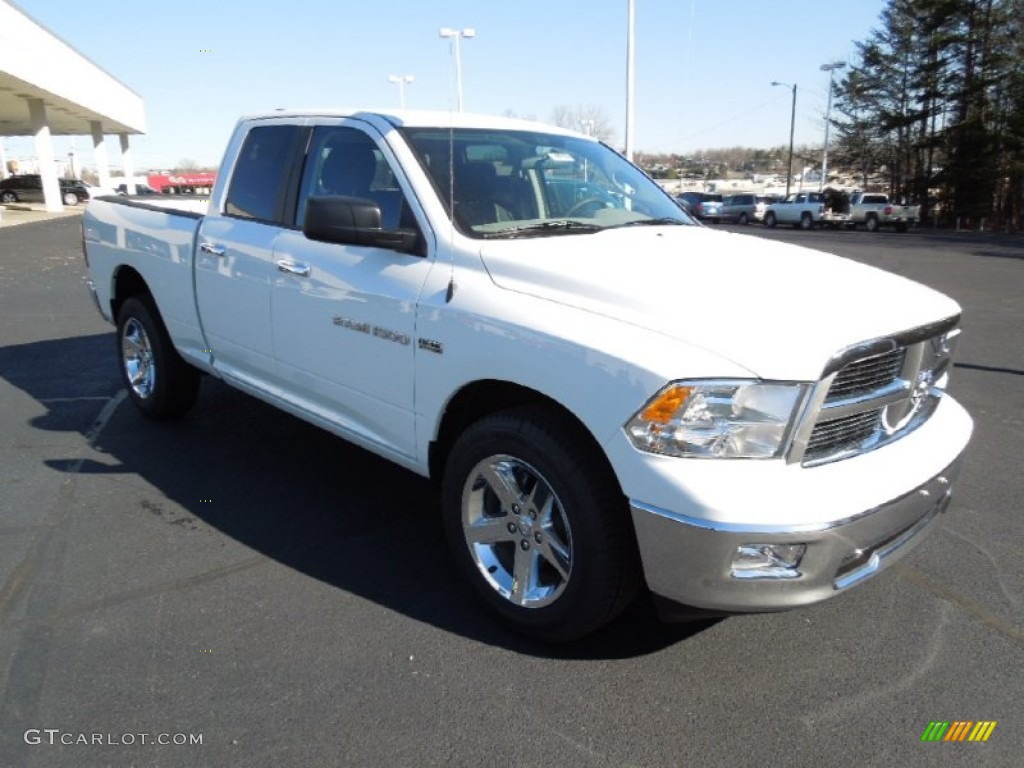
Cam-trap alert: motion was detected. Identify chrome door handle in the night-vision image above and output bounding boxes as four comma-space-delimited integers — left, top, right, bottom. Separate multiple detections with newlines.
276, 260, 311, 277
199, 242, 225, 257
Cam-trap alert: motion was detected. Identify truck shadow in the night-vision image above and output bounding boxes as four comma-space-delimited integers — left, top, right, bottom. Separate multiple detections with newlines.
0, 332, 714, 659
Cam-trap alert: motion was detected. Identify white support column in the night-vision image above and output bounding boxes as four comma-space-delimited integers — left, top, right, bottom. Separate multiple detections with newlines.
91, 121, 111, 189
28, 97, 62, 211
119, 134, 135, 194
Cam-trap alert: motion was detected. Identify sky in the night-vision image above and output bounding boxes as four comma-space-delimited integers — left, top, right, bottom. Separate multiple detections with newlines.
6, 0, 890, 171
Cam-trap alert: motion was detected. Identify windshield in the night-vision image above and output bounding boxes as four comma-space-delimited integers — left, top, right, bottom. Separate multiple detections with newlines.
398, 127, 695, 238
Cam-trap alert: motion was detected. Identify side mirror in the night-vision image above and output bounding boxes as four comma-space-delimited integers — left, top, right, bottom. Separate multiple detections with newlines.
303, 196, 422, 255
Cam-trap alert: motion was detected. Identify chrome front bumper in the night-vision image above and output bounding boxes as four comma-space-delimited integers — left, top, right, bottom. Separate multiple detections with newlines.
629, 457, 963, 613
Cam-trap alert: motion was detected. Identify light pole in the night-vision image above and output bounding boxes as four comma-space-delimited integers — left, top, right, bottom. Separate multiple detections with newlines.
771, 81, 797, 197
624, 0, 636, 160
439, 27, 476, 112
388, 74, 414, 109
819, 60, 846, 191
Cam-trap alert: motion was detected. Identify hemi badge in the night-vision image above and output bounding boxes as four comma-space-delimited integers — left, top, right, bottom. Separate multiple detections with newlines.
418, 338, 444, 355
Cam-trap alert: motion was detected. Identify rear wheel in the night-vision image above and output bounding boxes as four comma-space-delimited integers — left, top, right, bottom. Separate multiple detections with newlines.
799, 212, 813, 230
738, 212, 749, 225
865, 214, 879, 232
0, 191, 16, 203
116, 296, 200, 419
62, 191, 79, 206
442, 407, 639, 642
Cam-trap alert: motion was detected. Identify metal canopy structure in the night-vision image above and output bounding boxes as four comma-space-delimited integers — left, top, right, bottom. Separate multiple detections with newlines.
0, 0, 145, 209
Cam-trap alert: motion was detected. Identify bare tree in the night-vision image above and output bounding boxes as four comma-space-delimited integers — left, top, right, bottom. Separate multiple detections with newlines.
549, 105, 615, 142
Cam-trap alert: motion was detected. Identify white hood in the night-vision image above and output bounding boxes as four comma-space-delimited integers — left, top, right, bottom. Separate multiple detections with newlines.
478, 226, 961, 380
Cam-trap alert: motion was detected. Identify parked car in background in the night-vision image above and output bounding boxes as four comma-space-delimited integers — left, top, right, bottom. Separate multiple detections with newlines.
763, 191, 828, 229
674, 191, 705, 215
115, 183, 161, 195
0, 174, 90, 205
720, 193, 767, 224
674, 192, 724, 222
693, 193, 724, 222
78, 180, 117, 198
845, 192, 920, 232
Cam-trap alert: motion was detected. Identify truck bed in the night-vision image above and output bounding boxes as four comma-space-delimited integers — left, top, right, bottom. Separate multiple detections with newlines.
84, 196, 209, 365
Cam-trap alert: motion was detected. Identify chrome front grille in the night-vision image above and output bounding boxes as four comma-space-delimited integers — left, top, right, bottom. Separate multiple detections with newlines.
794, 319, 960, 467
826, 348, 906, 400
805, 409, 882, 457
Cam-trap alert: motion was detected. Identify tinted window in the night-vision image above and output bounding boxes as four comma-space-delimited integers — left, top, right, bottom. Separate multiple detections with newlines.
400, 126, 693, 237
225, 125, 301, 222
295, 126, 408, 230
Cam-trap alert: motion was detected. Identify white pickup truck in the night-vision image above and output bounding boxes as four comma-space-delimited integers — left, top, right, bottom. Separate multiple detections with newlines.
846, 192, 920, 232
83, 110, 972, 642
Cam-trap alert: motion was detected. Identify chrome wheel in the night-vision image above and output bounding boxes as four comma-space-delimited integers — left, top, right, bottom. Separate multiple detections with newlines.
461, 454, 572, 608
121, 317, 156, 399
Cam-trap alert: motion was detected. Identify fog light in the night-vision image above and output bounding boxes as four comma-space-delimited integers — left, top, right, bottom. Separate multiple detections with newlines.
731, 544, 806, 579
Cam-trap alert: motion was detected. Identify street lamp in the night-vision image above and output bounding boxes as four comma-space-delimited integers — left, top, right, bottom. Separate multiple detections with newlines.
388, 74, 414, 109
624, 0, 636, 160
771, 80, 797, 196
439, 27, 476, 112
819, 60, 846, 192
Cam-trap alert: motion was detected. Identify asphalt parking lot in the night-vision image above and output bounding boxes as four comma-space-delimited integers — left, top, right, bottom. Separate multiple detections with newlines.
0, 216, 1021, 767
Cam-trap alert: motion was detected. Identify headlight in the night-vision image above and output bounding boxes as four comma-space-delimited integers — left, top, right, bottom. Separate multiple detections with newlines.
625, 380, 807, 458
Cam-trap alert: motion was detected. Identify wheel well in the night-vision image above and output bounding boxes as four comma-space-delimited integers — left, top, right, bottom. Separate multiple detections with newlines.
428, 380, 619, 491
111, 266, 151, 320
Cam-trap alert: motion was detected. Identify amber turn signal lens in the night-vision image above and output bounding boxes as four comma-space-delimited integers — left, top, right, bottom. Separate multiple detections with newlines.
640, 385, 693, 423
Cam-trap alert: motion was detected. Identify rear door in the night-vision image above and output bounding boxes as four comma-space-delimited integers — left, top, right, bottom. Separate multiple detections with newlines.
194, 121, 307, 391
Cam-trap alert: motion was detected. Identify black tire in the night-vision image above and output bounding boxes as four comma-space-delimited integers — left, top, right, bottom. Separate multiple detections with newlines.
764, 212, 777, 228
116, 296, 200, 419
738, 212, 749, 225
895, 222, 908, 233
62, 191, 79, 206
0, 191, 16, 203
865, 214, 879, 232
441, 407, 639, 642
799, 212, 813, 230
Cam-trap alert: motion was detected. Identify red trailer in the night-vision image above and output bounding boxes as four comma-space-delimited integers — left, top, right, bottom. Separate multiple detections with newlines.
146, 172, 217, 195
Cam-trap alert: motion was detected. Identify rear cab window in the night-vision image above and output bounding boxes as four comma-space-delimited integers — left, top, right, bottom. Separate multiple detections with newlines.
224, 124, 305, 223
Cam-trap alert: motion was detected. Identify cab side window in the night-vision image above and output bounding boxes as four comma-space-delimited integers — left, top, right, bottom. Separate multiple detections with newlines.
296, 126, 409, 230
225, 125, 302, 223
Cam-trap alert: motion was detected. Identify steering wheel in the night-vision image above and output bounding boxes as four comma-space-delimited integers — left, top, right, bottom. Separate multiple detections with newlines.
564, 196, 608, 217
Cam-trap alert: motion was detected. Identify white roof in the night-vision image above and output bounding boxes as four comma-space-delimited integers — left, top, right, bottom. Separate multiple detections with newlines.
239, 108, 588, 138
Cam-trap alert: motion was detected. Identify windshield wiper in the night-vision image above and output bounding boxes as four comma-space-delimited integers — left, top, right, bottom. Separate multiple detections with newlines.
480, 220, 603, 239
608, 217, 690, 228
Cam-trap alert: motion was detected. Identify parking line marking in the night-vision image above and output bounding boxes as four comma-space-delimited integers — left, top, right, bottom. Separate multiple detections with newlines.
894, 563, 1024, 648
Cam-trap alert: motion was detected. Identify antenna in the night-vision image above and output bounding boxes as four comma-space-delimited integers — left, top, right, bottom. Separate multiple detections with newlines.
445, 100, 457, 303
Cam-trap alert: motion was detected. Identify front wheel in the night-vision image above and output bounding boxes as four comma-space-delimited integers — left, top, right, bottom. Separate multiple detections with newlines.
116, 296, 200, 419
0, 191, 16, 203
62, 191, 80, 206
764, 212, 777, 228
442, 408, 639, 642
